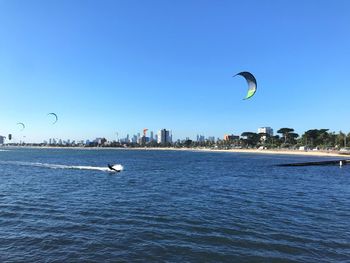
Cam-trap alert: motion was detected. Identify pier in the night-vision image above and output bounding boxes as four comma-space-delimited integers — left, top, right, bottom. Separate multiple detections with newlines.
277, 159, 350, 167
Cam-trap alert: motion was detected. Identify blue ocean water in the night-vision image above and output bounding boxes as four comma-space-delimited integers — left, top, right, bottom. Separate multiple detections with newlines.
0, 148, 349, 262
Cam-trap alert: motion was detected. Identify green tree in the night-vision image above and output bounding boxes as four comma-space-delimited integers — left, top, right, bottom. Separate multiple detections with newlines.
302, 129, 330, 148
241, 132, 260, 147
277, 128, 294, 143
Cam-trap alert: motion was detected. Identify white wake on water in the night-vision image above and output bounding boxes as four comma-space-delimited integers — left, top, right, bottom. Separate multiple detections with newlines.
0, 161, 123, 172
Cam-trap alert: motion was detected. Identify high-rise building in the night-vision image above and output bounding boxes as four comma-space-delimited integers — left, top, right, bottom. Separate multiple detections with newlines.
208, 136, 215, 142
150, 131, 154, 142
157, 129, 171, 144
196, 134, 205, 142
0, 135, 5, 145
132, 135, 137, 143
258, 127, 273, 141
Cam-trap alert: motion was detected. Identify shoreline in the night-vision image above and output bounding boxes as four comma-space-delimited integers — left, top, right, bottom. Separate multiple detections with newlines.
131, 147, 348, 157
1, 145, 348, 157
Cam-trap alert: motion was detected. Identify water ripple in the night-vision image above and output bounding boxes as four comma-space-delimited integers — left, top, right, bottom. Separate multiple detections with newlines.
0, 148, 350, 262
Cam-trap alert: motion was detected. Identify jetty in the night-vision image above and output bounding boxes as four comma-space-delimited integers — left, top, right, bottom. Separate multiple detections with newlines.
277, 159, 350, 167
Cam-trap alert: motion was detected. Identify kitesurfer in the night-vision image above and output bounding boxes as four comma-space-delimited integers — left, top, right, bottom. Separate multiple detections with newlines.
108, 164, 121, 172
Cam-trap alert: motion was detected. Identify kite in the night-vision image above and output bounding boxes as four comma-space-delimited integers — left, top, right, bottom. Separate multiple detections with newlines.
17, 122, 25, 131
47, 113, 58, 124
234, 71, 257, 100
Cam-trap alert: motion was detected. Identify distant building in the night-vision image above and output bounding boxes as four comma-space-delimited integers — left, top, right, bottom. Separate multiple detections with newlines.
157, 129, 171, 144
0, 135, 5, 145
196, 135, 205, 142
99, 138, 107, 145
131, 135, 137, 143
258, 127, 274, 141
258, 127, 273, 136
140, 136, 150, 145
208, 136, 216, 142
224, 134, 239, 141
150, 131, 154, 142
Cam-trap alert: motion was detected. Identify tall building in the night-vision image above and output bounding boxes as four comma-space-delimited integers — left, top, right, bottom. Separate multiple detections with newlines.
258, 127, 273, 136
0, 135, 5, 145
150, 131, 154, 142
258, 127, 273, 141
196, 134, 205, 142
157, 129, 171, 144
208, 136, 215, 142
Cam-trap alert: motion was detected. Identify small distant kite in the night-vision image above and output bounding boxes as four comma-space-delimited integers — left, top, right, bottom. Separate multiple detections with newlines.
234, 71, 257, 100
17, 122, 25, 131
47, 113, 58, 124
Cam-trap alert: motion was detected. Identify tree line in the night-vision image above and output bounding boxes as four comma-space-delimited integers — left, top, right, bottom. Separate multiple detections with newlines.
175, 128, 350, 150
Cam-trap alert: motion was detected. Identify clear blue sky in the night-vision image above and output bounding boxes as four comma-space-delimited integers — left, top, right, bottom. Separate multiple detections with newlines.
1, 0, 349, 142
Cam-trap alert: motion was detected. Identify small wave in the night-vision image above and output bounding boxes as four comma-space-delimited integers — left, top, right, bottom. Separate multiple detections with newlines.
0, 161, 123, 172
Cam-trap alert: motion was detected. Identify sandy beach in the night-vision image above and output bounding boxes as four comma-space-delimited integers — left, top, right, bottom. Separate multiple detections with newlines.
122, 147, 348, 157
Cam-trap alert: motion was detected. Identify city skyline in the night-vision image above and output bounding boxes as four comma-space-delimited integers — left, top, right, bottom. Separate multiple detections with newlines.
1, 1, 350, 142
2, 124, 349, 145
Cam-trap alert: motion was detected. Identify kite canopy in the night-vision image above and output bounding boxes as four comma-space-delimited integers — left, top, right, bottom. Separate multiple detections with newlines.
234, 71, 257, 100
17, 122, 25, 131
47, 113, 58, 124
